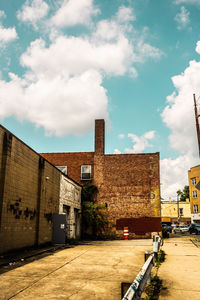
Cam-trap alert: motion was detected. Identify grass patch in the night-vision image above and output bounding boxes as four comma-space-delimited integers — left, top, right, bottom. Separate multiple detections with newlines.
143, 250, 167, 300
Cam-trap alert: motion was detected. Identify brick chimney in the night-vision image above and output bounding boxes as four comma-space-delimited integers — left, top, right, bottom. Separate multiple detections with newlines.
95, 119, 105, 155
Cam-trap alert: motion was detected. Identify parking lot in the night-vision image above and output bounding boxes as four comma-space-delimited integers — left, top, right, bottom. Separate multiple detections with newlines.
0, 240, 153, 300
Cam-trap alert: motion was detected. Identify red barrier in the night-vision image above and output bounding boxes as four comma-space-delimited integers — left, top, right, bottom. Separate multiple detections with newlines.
124, 227, 129, 240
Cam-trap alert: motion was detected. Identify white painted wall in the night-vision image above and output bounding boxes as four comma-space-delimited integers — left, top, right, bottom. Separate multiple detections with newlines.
59, 174, 82, 239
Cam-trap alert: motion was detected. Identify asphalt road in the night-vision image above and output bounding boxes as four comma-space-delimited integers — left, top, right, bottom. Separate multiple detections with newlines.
0, 240, 153, 300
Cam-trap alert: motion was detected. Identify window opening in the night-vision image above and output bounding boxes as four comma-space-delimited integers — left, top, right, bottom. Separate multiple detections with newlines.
81, 165, 91, 180
56, 166, 67, 175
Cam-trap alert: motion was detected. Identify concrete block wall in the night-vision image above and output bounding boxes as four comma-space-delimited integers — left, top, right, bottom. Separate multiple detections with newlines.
0, 127, 39, 253
37, 160, 60, 245
0, 126, 60, 254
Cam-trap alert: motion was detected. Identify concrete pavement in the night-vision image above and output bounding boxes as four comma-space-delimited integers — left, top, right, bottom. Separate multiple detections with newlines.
0, 240, 153, 300
2, 236, 200, 300
158, 235, 200, 300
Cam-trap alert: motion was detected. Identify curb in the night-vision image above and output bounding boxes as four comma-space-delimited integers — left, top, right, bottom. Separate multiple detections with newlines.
0, 244, 72, 267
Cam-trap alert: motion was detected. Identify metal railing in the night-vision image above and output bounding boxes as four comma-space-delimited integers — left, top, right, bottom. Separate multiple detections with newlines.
122, 235, 162, 300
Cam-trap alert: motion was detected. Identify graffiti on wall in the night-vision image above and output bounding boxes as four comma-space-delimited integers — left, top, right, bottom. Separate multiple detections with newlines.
7, 198, 36, 220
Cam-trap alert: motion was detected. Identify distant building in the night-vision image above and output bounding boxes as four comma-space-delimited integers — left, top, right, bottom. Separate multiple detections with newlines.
188, 165, 200, 224
161, 198, 191, 224
41, 119, 161, 238
0, 125, 81, 254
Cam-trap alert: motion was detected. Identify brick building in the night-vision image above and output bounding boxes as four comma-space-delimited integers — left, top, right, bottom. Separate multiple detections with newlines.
0, 125, 81, 254
188, 165, 200, 223
42, 120, 161, 238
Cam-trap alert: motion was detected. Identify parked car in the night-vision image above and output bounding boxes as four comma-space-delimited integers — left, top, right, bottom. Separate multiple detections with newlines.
162, 223, 172, 233
171, 223, 177, 229
174, 224, 189, 234
189, 223, 200, 235
162, 223, 172, 238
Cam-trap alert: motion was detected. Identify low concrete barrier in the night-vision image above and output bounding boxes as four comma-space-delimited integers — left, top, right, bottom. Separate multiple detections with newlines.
122, 235, 162, 300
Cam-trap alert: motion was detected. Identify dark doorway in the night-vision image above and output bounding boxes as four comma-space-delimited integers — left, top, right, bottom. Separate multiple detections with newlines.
52, 213, 66, 245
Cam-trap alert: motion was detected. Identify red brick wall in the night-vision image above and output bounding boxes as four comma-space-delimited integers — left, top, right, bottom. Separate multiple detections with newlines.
93, 153, 161, 237
95, 119, 105, 155
41, 120, 161, 238
41, 152, 94, 185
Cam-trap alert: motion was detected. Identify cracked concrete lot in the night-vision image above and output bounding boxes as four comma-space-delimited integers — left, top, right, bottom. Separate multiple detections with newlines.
0, 240, 153, 300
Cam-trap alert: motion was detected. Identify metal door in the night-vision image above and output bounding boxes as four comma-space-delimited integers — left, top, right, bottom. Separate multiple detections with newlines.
52, 213, 66, 245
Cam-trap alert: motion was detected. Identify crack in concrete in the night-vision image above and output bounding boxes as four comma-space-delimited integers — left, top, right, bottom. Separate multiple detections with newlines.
7, 249, 90, 299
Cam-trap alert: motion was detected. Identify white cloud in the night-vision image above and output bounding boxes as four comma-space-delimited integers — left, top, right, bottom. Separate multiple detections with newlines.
0, 10, 17, 46
160, 40, 200, 199
129, 67, 138, 78
143, 131, 155, 139
93, 6, 135, 44
118, 134, 125, 139
0, 69, 108, 136
135, 40, 163, 62
116, 6, 136, 23
93, 6, 163, 63
160, 154, 199, 200
114, 149, 122, 154
51, 0, 99, 28
174, 6, 190, 30
174, 0, 200, 5
0, 27, 17, 44
161, 46, 200, 157
17, 0, 49, 29
196, 41, 200, 54
0, 5, 163, 137
20, 35, 134, 77
125, 131, 155, 153
166, 91, 177, 103
94, 20, 121, 41
0, 10, 6, 19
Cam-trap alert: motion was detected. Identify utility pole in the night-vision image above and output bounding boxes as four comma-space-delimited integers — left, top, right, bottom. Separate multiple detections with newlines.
194, 94, 200, 157
177, 193, 180, 223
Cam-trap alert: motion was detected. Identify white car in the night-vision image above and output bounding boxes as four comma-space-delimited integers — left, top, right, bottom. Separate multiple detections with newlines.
174, 225, 189, 233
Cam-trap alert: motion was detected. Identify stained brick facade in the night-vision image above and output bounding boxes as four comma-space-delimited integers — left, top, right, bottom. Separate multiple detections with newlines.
0, 125, 81, 254
41, 119, 161, 238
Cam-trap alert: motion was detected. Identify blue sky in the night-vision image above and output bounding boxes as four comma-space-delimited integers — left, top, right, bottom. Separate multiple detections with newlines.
0, 0, 200, 200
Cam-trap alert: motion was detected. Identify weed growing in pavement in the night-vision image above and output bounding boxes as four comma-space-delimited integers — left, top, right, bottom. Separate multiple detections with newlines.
155, 250, 165, 269
143, 250, 167, 300
144, 275, 162, 300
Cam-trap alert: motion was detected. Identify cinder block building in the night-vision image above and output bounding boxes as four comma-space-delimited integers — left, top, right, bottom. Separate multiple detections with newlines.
0, 125, 81, 254
42, 119, 161, 238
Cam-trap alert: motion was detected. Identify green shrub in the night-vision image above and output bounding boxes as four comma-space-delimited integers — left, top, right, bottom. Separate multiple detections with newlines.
81, 185, 108, 237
